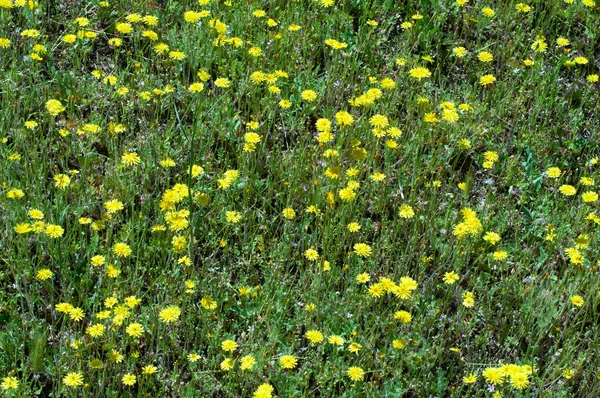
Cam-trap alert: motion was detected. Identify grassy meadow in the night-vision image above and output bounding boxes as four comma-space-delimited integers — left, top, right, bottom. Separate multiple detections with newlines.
1, 0, 600, 396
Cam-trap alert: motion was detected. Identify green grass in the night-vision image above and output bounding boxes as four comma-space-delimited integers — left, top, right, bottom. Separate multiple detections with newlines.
1, 0, 600, 396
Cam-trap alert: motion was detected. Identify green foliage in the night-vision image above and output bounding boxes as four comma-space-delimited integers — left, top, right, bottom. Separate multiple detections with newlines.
0, 0, 599, 396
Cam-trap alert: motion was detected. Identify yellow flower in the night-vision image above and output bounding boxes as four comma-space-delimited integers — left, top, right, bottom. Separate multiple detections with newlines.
279, 355, 298, 369
62, 372, 84, 387
369, 114, 388, 129
565, 247, 584, 265
559, 184, 576, 196
14, 223, 32, 234
89, 255, 105, 267
515, 3, 532, 12
112, 242, 132, 257
380, 77, 395, 89
493, 250, 508, 260
300, 90, 318, 101
392, 339, 405, 349
348, 342, 362, 353
353, 243, 372, 257
324, 38, 348, 50
562, 369, 575, 379
36, 268, 53, 281
56, 302, 73, 313
160, 158, 176, 168
220, 358, 234, 371
582, 191, 598, 202
282, 207, 296, 219
28, 209, 43, 219
74, 17, 89, 26
201, 296, 217, 310
478, 51, 493, 62
482, 7, 495, 17
187, 353, 201, 363
399, 204, 415, 219
463, 373, 477, 384
245, 132, 261, 143
253, 383, 274, 398
480, 74, 496, 86
248, 46, 262, 57
443, 272, 459, 284
570, 295, 584, 307
154, 43, 169, 54
214, 77, 231, 88
122, 374, 136, 386
531, 37, 548, 53
86, 324, 105, 338
122, 152, 141, 166
347, 222, 361, 232
68, 307, 85, 321
184, 10, 202, 23
29, 54, 42, 63
482, 367, 505, 384
126, 323, 145, 338
462, 291, 475, 307
226, 210, 242, 223
304, 248, 319, 261
221, 339, 238, 352
63, 34, 77, 43
104, 297, 118, 308
44, 224, 64, 238
169, 50, 186, 60
115, 22, 133, 34
143, 365, 158, 374
189, 82, 204, 93
7, 188, 25, 199
104, 199, 124, 213
305, 329, 324, 344
367, 284, 384, 299
53, 174, 71, 189
394, 310, 412, 323
328, 335, 345, 346
159, 305, 181, 323
45, 99, 66, 115
423, 112, 439, 123
105, 350, 123, 363
510, 372, 530, 389
24, 120, 38, 129
346, 366, 365, 381
356, 272, 370, 284
21, 29, 40, 38
1, 376, 19, 390
453, 46, 467, 57
483, 232, 501, 244
409, 67, 431, 80
333, 111, 353, 126
240, 355, 256, 370
190, 164, 204, 177
547, 167, 561, 178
